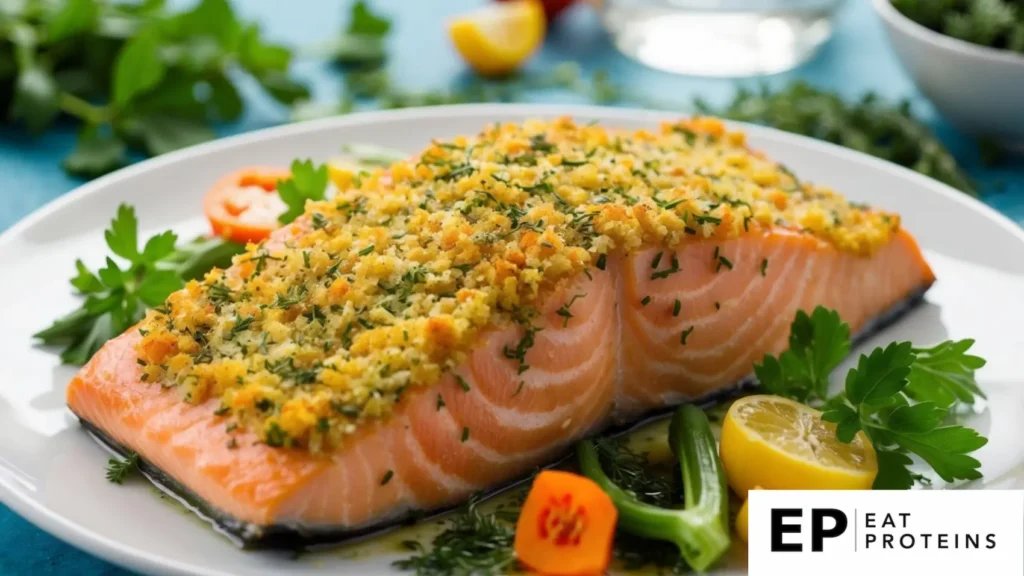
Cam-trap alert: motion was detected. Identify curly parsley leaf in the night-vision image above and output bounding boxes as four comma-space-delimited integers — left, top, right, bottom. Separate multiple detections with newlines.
277, 159, 330, 224
106, 451, 140, 484
872, 449, 916, 490
5, 0, 307, 178
819, 337, 987, 488
113, 29, 166, 106
905, 339, 987, 407
766, 306, 990, 489
36, 204, 244, 365
103, 204, 141, 263
754, 305, 850, 403
844, 341, 915, 405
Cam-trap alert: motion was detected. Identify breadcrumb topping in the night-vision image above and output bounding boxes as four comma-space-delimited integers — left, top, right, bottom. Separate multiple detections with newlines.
134, 117, 900, 452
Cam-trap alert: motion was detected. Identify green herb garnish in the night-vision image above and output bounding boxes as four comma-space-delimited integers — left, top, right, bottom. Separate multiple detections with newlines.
35, 204, 242, 364
758, 306, 988, 488
106, 451, 140, 484
277, 160, 330, 224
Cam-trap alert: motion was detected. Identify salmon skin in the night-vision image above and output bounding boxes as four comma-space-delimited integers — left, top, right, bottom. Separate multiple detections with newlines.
67, 226, 935, 548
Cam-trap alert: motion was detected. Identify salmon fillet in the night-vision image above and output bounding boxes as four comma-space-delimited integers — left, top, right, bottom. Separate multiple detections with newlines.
67, 225, 933, 545
64, 115, 937, 541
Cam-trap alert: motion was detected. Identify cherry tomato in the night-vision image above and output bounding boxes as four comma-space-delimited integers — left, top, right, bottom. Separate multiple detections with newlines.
203, 167, 292, 244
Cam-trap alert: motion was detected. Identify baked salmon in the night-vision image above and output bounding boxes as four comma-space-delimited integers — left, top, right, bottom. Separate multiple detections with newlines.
66, 117, 935, 547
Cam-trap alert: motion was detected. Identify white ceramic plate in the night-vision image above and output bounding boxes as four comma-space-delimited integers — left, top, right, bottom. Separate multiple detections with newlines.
2, 104, 1024, 576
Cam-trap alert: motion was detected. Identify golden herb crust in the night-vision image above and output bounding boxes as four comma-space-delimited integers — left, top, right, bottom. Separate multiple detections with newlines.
135, 117, 899, 451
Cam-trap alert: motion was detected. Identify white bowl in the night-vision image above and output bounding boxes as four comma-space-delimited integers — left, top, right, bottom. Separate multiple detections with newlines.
872, 0, 1024, 152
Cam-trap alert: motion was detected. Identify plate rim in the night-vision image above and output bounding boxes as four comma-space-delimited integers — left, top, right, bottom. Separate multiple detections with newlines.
2, 102, 1022, 576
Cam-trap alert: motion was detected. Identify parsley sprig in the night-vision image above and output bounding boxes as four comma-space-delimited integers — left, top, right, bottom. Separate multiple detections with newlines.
277, 159, 330, 224
34, 204, 244, 364
2, 0, 308, 177
756, 306, 988, 489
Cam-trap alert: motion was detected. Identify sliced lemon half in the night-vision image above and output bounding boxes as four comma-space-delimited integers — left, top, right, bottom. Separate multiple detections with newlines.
448, 0, 546, 77
720, 395, 877, 498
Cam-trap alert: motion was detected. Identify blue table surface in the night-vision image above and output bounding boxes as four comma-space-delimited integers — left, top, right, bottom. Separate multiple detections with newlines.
2, 1, 1023, 574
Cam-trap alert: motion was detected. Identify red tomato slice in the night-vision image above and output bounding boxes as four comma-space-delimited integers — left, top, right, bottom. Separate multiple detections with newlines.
203, 167, 292, 244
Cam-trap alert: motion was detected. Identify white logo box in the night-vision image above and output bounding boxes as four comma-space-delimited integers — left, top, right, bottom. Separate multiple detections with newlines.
748, 490, 1024, 576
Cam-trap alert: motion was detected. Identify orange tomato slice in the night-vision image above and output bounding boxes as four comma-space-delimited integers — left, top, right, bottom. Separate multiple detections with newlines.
203, 167, 292, 244
514, 470, 617, 575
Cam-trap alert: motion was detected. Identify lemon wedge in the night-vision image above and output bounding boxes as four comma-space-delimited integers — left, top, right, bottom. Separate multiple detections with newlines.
735, 496, 750, 543
448, 0, 546, 77
720, 395, 877, 498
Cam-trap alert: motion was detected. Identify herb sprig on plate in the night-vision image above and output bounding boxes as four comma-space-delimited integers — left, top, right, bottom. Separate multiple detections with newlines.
105, 451, 139, 484
34, 204, 244, 364
756, 306, 988, 489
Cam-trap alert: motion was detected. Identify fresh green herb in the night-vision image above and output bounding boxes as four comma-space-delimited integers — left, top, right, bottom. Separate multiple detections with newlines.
753, 307, 850, 403
358, 244, 376, 256
310, 213, 329, 230
436, 394, 446, 411
229, 315, 255, 339
35, 205, 242, 365
821, 341, 988, 489
904, 339, 988, 408
456, 375, 471, 392
596, 253, 607, 270
699, 82, 975, 195
673, 299, 681, 317
651, 251, 663, 269
393, 495, 518, 575
3, 0, 307, 178
760, 258, 769, 277
641, 295, 652, 306
578, 405, 731, 572
502, 321, 541, 375
893, 0, 1024, 53
264, 422, 289, 447
461, 427, 470, 442
680, 326, 694, 345
381, 469, 394, 486
555, 293, 586, 328
106, 451, 140, 484
277, 160, 330, 224
651, 254, 681, 280
760, 306, 989, 488
592, 438, 676, 507
324, 0, 393, 67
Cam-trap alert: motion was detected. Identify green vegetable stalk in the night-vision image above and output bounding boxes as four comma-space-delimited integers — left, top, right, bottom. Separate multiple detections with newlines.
577, 404, 731, 572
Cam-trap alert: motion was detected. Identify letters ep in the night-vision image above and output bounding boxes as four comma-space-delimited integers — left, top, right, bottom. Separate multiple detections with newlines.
771, 508, 849, 552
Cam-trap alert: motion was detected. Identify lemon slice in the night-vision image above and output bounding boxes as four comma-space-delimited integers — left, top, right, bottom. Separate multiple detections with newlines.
720, 395, 877, 498
735, 497, 750, 543
448, 0, 546, 77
